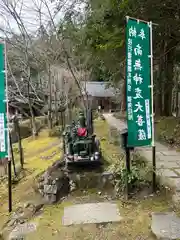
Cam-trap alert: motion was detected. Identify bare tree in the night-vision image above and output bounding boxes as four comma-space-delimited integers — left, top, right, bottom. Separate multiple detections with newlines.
0, 0, 91, 138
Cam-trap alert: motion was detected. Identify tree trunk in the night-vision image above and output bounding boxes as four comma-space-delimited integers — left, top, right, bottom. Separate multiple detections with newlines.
60, 111, 65, 132
175, 89, 178, 117
14, 116, 24, 168
48, 64, 53, 129
121, 66, 126, 113
155, 40, 166, 116
155, 86, 163, 116
9, 132, 17, 177
155, 56, 164, 116
175, 74, 179, 117
29, 107, 37, 137
121, 79, 126, 112
55, 92, 58, 125
53, 76, 58, 125
69, 100, 72, 122
163, 39, 176, 116
27, 75, 37, 137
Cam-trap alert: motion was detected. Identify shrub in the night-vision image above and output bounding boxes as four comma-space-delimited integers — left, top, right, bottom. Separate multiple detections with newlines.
48, 126, 62, 137
11, 116, 48, 143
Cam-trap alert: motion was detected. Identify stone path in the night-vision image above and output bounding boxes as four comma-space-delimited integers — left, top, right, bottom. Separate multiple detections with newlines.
103, 113, 180, 196
9, 222, 37, 240
62, 202, 122, 226
62, 200, 180, 239
151, 212, 180, 239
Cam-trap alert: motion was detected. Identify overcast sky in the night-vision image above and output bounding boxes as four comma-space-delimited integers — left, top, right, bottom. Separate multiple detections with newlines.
0, 0, 84, 35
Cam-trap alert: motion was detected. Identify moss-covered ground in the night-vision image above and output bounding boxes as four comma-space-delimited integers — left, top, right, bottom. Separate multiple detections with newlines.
0, 120, 177, 240
114, 111, 180, 149
0, 121, 177, 240
0, 129, 61, 230
26, 193, 171, 240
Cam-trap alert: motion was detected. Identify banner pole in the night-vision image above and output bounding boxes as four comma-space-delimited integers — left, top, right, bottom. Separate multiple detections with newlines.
3, 17, 12, 212
5, 43, 12, 212
149, 21, 156, 192
127, 16, 158, 26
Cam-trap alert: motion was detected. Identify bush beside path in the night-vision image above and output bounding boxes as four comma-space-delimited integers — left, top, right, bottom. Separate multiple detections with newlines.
104, 113, 180, 203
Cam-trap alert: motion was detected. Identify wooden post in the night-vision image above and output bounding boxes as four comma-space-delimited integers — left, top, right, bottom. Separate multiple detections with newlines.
14, 116, 24, 168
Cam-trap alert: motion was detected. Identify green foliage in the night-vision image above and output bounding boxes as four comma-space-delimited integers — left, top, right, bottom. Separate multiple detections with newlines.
108, 155, 147, 193
71, 107, 82, 121
61, 0, 180, 116
13, 147, 20, 154
155, 117, 180, 147
115, 166, 141, 191
92, 110, 99, 120
82, 0, 135, 83
95, 120, 152, 194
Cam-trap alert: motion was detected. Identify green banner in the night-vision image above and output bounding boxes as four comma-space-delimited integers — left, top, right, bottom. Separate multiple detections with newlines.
0, 43, 8, 158
126, 18, 152, 147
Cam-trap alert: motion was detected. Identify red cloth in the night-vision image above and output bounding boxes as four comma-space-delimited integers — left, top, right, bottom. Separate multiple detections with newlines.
77, 127, 87, 137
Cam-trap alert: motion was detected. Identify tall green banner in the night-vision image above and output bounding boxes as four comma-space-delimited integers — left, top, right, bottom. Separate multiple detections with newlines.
0, 43, 8, 158
126, 18, 152, 147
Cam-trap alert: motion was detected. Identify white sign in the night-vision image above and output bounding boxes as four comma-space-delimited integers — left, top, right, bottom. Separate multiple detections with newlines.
0, 113, 5, 152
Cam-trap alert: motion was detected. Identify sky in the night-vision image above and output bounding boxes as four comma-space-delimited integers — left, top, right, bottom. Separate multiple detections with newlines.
0, 0, 84, 36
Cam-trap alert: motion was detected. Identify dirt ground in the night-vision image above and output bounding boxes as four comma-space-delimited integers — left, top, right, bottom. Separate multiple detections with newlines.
0, 122, 178, 240
26, 188, 172, 240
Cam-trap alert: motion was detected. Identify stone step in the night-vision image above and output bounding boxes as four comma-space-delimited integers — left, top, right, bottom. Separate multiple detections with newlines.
151, 212, 180, 239
62, 202, 122, 226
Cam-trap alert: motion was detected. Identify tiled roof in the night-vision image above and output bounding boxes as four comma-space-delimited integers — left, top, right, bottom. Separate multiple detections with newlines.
82, 81, 115, 97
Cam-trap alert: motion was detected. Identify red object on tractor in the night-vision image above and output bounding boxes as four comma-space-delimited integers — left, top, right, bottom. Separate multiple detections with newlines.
77, 128, 87, 137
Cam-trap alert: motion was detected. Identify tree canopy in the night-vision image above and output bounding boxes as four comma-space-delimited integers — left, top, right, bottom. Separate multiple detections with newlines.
1, 0, 180, 117
74, 0, 180, 115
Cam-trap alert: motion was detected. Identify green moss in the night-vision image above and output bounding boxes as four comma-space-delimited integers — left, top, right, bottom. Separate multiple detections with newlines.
0, 129, 61, 230
155, 116, 179, 143
116, 193, 171, 239
25, 194, 171, 240
0, 120, 175, 240
153, 116, 180, 150
94, 119, 123, 164
13, 129, 59, 161
26, 145, 61, 177
48, 125, 62, 137
26, 201, 72, 240
113, 114, 180, 148
92, 120, 173, 239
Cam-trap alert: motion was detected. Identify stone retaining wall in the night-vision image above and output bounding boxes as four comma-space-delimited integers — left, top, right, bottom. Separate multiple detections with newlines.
37, 160, 115, 203
37, 160, 70, 203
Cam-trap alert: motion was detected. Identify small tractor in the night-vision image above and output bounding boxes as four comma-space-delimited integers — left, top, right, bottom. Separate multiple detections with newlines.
62, 109, 102, 167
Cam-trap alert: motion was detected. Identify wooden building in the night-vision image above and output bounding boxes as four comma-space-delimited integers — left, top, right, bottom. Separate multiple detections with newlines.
80, 81, 118, 111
